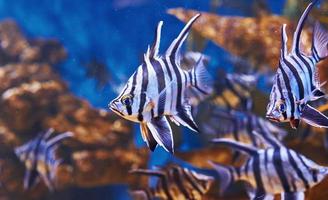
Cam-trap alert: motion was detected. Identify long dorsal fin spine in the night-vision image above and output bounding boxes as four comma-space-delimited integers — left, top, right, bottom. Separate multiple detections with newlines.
292, 0, 318, 53
166, 14, 201, 59
281, 24, 288, 58
149, 21, 163, 58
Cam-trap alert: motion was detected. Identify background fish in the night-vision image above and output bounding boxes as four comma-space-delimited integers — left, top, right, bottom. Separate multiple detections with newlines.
109, 15, 213, 153
266, 0, 328, 129
210, 138, 328, 200
14, 129, 73, 191
130, 165, 214, 200
200, 106, 287, 149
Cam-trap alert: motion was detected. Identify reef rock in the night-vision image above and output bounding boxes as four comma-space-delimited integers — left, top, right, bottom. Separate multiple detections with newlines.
0, 20, 148, 199
168, 8, 312, 70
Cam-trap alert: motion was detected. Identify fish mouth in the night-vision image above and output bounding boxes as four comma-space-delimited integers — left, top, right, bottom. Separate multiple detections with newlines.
109, 102, 124, 116
266, 114, 280, 122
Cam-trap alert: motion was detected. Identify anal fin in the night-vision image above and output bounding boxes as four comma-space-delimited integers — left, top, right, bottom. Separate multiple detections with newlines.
147, 116, 174, 153
140, 123, 157, 151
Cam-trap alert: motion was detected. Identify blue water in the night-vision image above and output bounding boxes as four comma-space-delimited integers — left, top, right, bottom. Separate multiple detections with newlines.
0, 0, 285, 199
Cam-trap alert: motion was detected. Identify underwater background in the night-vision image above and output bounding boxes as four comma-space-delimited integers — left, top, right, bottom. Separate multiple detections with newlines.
1, 0, 328, 199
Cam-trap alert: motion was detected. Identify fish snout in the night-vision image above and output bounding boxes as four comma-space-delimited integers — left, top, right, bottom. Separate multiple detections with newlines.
266, 113, 280, 122
108, 100, 118, 111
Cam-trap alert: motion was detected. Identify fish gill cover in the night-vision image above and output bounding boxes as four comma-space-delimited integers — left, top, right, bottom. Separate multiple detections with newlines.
0, 0, 328, 200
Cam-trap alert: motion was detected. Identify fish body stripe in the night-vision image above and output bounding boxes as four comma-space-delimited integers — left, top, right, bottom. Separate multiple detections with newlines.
138, 63, 149, 122
286, 149, 310, 189
168, 57, 183, 110
246, 114, 257, 146
273, 149, 291, 192
290, 56, 310, 97
296, 153, 317, 183
244, 159, 251, 178
253, 154, 265, 195
278, 64, 295, 119
163, 58, 173, 81
130, 72, 138, 97
295, 52, 316, 91
151, 58, 166, 116
281, 58, 305, 100
276, 75, 288, 120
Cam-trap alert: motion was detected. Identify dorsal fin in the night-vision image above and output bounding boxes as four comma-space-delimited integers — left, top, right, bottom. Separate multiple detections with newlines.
149, 21, 163, 58
292, 0, 318, 53
166, 14, 201, 59
281, 24, 288, 58
211, 138, 258, 155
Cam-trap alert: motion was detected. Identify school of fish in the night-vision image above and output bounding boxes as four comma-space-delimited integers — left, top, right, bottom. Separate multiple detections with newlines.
107, 0, 328, 199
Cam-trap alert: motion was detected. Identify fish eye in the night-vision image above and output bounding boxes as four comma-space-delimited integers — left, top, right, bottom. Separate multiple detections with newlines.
121, 94, 133, 106
277, 101, 286, 113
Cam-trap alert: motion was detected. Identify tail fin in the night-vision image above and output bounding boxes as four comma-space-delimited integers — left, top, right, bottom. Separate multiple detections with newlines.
312, 22, 328, 61
208, 161, 234, 195
187, 55, 213, 105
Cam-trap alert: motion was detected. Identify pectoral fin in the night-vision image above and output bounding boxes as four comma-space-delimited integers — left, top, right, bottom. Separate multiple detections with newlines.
147, 116, 174, 153
301, 104, 328, 128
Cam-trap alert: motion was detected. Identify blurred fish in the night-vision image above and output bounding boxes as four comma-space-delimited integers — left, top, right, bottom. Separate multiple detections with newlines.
109, 15, 213, 153
211, 72, 258, 112
210, 138, 328, 199
130, 165, 214, 200
201, 107, 287, 149
180, 51, 210, 71
14, 129, 73, 191
266, 0, 328, 129
181, 51, 211, 106
82, 59, 111, 90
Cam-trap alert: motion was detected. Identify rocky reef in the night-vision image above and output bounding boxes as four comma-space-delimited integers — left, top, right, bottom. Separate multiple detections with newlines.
0, 20, 148, 199
168, 8, 328, 91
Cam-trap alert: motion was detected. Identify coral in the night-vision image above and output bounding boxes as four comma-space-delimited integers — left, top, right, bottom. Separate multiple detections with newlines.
168, 8, 312, 70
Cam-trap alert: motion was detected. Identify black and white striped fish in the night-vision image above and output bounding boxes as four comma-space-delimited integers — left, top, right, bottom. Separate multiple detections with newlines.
14, 129, 73, 191
130, 165, 214, 200
210, 139, 328, 200
212, 72, 258, 112
109, 15, 213, 153
266, 0, 328, 129
201, 107, 287, 149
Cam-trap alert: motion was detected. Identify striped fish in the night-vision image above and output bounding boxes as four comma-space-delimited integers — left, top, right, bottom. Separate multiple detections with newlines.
201, 107, 287, 149
210, 139, 328, 200
211, 72, 258, 112
130, 165, 214, 200
266, 0, 328, 129
109, 15, 213, 153
14, 129, 73, 191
